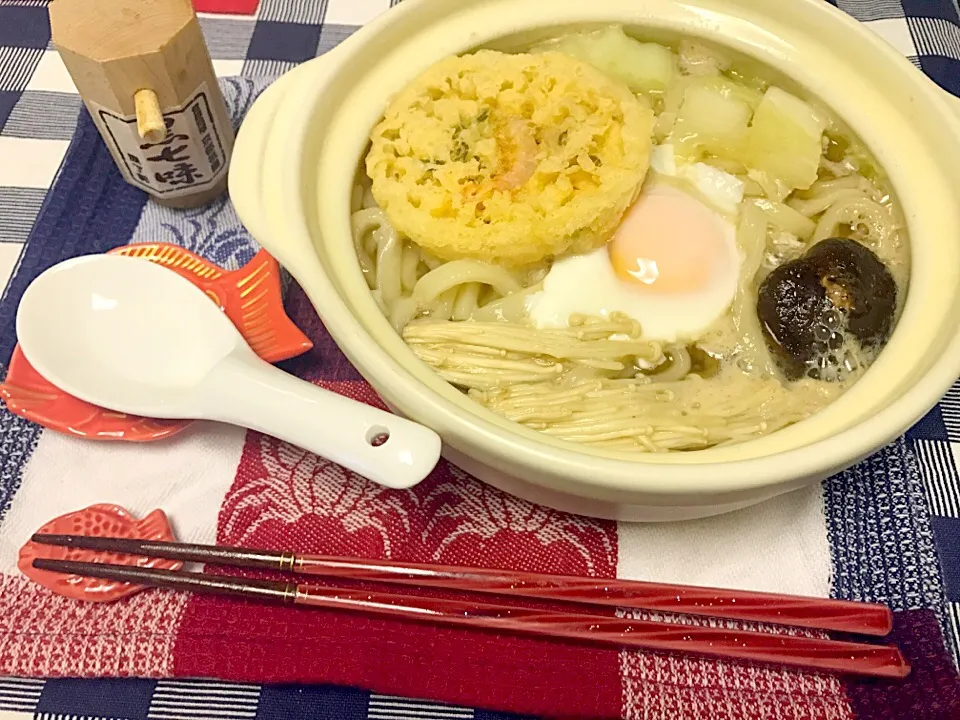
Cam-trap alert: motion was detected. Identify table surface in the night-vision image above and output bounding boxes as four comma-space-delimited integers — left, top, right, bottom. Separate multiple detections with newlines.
0, 0, 958, 718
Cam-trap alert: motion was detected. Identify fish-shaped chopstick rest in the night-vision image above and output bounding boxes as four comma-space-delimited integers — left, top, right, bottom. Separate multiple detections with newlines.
0, 245, 312, 442
19, 504, 181, 602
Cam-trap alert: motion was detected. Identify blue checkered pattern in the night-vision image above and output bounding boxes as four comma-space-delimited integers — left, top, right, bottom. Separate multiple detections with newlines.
0, 678, 527, 720
831, 0, 960, 669
0, 0, 959, 717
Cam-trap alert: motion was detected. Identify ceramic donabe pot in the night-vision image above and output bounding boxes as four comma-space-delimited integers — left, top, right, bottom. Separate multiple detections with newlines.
230, 0, 960, 521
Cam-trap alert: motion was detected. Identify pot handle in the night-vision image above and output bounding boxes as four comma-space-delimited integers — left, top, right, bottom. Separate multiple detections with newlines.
229, 62, 317, 246
229, 35, 355, 258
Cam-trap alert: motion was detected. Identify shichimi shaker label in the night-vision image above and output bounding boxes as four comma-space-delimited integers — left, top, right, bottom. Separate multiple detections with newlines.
89, 83, 228, 198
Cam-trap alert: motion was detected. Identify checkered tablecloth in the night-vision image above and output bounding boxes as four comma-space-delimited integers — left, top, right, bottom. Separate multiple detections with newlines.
0, 0, 959, 718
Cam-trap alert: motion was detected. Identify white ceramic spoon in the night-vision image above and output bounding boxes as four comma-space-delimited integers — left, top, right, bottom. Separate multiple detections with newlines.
15, 254, 442, 489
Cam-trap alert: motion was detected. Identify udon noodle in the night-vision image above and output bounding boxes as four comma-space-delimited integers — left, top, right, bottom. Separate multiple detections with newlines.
349, 29, 908, 453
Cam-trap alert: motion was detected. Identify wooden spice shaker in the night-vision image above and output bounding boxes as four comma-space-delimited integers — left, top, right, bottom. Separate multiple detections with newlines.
49, 0, 235, 208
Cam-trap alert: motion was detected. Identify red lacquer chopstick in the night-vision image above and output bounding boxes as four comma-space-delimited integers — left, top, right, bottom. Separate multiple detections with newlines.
31, 558, 909, 680
32, 533, 893, 636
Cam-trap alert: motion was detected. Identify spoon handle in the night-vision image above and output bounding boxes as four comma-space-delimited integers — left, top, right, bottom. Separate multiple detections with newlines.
199, 352, 441, 489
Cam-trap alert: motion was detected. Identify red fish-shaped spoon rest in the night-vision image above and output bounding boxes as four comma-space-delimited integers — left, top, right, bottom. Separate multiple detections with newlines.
0, 244, 312, 442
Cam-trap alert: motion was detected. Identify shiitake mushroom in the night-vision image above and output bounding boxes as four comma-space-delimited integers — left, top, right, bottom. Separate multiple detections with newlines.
756, 238, 897, 381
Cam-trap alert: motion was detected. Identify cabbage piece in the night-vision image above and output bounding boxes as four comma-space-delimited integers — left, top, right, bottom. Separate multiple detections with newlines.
671, 83, 752, 161
689, 76, 764, 110
648, 145, 744, 216
742, 87, 826, 191
533, 26, 676, 94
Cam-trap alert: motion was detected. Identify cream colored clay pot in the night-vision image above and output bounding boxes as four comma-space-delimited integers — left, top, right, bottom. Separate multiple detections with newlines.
229, 0, 960, 521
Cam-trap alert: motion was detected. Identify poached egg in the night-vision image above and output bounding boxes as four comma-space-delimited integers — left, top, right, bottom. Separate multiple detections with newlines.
527, 147, 744, 343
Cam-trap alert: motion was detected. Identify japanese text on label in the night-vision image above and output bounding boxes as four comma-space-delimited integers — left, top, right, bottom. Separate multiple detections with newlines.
94, 84, 227, 197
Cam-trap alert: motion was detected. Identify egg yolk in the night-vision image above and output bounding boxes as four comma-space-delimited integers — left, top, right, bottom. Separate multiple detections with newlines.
609, 186, 727, 293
